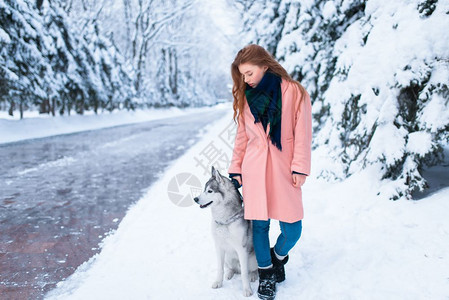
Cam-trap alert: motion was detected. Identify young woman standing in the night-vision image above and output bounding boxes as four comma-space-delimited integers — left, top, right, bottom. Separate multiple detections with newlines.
227, 44, 312, 300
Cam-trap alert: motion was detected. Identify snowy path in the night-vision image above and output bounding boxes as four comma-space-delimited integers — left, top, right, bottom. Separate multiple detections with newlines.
0, 107, 228, 299
45, 105, 449, 300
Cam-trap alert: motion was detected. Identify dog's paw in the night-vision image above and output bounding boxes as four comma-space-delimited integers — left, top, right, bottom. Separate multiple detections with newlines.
211, 281, 223, 289
243, 287, 253, 297
225, 270, 235, 280
250, 271, 258, 282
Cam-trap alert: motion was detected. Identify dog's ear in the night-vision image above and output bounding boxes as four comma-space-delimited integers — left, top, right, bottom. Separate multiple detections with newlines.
211, 166, 224, 183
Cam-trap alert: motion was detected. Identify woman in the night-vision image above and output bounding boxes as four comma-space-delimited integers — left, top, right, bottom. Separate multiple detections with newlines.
227, 44, 312, 300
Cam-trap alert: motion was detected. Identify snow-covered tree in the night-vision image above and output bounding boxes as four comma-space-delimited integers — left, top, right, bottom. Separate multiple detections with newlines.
235, 0, 290, 55
236, 0, 449, 200
0, 0, 49, 118
118, 0, 232, 107
0, 0, 135, 118
65, 0, 234, 108
1, 0, 236, 117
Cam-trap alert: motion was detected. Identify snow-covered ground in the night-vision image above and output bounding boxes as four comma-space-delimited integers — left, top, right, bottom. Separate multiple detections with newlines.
23, 103, 446, 299
0, 105, 223, 145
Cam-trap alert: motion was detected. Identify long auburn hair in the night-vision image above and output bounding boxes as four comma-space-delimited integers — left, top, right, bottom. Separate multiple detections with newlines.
231, 44, 306, 124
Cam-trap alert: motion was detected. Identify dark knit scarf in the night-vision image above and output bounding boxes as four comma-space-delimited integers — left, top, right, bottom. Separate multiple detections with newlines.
245, 71, 282, 151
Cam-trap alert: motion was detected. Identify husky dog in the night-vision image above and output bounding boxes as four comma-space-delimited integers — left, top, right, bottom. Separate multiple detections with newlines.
194, 166, 258, 297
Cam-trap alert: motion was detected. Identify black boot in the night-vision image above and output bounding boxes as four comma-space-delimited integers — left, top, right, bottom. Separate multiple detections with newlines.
257, 267, 276, 300
270, 248, 289, 283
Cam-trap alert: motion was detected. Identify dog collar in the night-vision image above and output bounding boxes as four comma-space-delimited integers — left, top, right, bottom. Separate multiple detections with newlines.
215, 211, 244, 226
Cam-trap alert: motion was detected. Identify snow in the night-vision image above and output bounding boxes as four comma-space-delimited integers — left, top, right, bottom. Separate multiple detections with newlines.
0, 105, 224, 145
406, 131, 433, 157
41, 103, 449, 299
286, 0, 449, 199
0, 27, 11, 43
419, 92, 449, 133
2, 0, 449, 296
18, 156, 77, 176
366, 121, 407, 166
322, 2, 337, 20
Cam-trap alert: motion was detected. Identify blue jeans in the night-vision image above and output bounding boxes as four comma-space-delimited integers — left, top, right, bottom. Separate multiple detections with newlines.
252, 219, 302, 268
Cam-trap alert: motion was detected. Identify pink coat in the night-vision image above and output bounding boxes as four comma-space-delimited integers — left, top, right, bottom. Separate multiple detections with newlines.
228, 79, 312, 223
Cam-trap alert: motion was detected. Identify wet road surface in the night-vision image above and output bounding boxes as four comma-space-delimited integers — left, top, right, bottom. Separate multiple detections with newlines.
0, 108, 227, 299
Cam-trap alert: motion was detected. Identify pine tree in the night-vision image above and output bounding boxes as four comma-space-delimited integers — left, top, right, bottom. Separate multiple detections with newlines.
0, 0, 49, 118
0, 0, 136, 118
238, 0, 449, 200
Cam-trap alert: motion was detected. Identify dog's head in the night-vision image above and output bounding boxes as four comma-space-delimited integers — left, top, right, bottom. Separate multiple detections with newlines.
193, 166, 237, 209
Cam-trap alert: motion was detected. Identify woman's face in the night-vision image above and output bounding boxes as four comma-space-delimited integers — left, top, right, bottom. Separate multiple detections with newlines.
238, 63, 268, 88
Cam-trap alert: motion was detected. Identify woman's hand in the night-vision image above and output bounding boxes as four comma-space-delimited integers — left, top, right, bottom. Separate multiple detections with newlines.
234, 175, 242, 186
292, 173, 306, 187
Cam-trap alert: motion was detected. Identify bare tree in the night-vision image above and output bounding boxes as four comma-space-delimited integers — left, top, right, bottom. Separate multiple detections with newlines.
131, 0, 196, 94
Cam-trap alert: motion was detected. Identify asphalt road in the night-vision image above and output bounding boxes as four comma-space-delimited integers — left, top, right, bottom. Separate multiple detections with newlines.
0, 108, 227, 299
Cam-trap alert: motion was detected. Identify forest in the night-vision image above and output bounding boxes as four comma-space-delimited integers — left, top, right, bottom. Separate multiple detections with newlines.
0, 0, 231, 117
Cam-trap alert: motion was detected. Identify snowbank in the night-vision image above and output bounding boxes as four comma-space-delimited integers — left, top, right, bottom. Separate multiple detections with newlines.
0, 104, 226, 145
